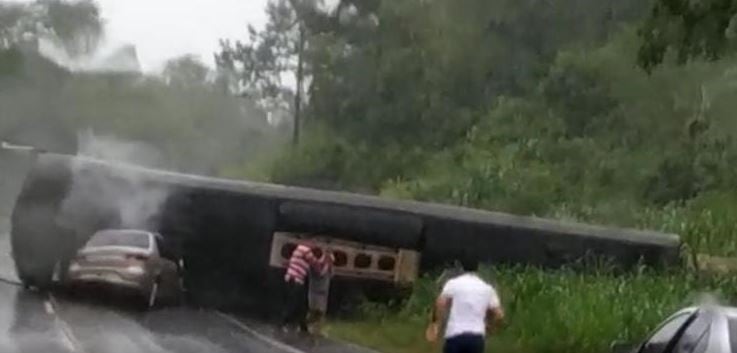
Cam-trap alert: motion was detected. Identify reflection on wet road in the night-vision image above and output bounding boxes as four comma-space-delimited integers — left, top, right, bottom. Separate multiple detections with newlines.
2, 283, 71, 353
0, 281, 289, 353
53, 292, 284, 353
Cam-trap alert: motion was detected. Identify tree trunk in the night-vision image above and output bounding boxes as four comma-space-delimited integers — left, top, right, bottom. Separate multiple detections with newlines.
293, 24, 306, 147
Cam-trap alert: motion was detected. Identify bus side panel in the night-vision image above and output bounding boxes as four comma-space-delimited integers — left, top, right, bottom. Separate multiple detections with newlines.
421, 216, 681, 270
177, 188, 279, 313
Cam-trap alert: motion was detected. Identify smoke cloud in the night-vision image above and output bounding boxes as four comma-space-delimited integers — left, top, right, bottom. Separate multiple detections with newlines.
57, 132, 171, 241
76, 130, 166, 169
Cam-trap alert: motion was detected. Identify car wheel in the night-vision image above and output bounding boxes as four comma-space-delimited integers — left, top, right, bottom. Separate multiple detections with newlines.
147, 281, 159, 309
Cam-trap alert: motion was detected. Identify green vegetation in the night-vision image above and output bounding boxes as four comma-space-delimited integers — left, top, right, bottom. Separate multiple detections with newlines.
216, 1, 737, 352
222, 1, 737, 257
327, 267, 737, 353
5, 0, 737, 352
637, 0, 737, 71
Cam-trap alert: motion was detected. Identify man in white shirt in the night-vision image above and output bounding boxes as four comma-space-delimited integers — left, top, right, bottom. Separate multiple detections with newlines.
429, 256, 504, 353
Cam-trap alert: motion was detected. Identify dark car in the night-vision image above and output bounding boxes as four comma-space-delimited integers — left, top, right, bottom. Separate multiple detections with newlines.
65, 229, 183, 308
613, 305, 737, 353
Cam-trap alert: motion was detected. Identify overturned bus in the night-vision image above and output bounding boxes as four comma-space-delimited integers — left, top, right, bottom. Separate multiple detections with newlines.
10, 152, 681, 314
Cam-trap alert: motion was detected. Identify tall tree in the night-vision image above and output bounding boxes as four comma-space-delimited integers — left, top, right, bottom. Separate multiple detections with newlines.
304, 0, 646, 147
216, 0, 323, 145
0, 2, 44, 48
0, 0, 103, 57
638, 0, 737, 72
43, 0, 102, 57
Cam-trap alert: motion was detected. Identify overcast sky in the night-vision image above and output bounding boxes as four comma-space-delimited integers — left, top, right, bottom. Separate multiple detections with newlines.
10, 0, 269, 72
95, 0, 268, 72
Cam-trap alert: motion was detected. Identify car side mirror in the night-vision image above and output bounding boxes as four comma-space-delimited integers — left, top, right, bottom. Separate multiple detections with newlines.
610, 340, 636, 353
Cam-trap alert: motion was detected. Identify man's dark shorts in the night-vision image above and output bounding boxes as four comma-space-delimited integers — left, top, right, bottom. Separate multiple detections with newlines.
444, 333, 485, 353
281, 280, 308, 331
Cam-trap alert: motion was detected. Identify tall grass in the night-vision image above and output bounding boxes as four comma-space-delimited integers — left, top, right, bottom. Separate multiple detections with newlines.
327, 266, 737, 353
638, 198, 737, 258
324, 197, 737, 353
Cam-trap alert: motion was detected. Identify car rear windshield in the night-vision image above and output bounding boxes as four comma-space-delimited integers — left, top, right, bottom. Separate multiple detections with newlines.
87, 230, 151, 249
728, 317, 737, 353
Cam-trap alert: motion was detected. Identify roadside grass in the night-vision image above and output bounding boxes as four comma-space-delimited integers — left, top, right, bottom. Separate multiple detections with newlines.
327, 266, 737, 353
322, 181, 737, 353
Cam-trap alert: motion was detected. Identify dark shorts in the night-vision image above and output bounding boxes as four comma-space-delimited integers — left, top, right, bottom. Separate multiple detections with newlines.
444, 333, 485, 353
281, 280, 308, 330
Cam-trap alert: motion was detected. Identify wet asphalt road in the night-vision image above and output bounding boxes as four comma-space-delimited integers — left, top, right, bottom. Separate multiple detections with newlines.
0, 280, 293, 353
0, 230, 289, 353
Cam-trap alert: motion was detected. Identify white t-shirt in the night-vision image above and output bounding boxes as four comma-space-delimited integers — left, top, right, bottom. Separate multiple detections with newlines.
440, 273, 500, 338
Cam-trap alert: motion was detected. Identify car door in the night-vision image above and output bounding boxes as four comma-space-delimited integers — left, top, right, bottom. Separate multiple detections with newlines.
640, 312, 697, 353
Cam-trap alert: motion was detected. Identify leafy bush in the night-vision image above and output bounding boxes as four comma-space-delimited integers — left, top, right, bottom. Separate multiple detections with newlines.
638, 192, 737, 257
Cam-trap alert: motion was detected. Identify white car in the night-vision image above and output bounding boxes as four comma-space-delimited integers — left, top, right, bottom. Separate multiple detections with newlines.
614, 305, 737, 353
66, 229, 183, 308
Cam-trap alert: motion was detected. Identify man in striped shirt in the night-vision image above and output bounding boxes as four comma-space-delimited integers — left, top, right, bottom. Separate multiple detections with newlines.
281, 241, 319, 333
307, 248, 335, 336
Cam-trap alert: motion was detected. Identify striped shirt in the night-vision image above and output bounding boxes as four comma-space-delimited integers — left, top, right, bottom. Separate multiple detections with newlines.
284, 245, 317, 284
